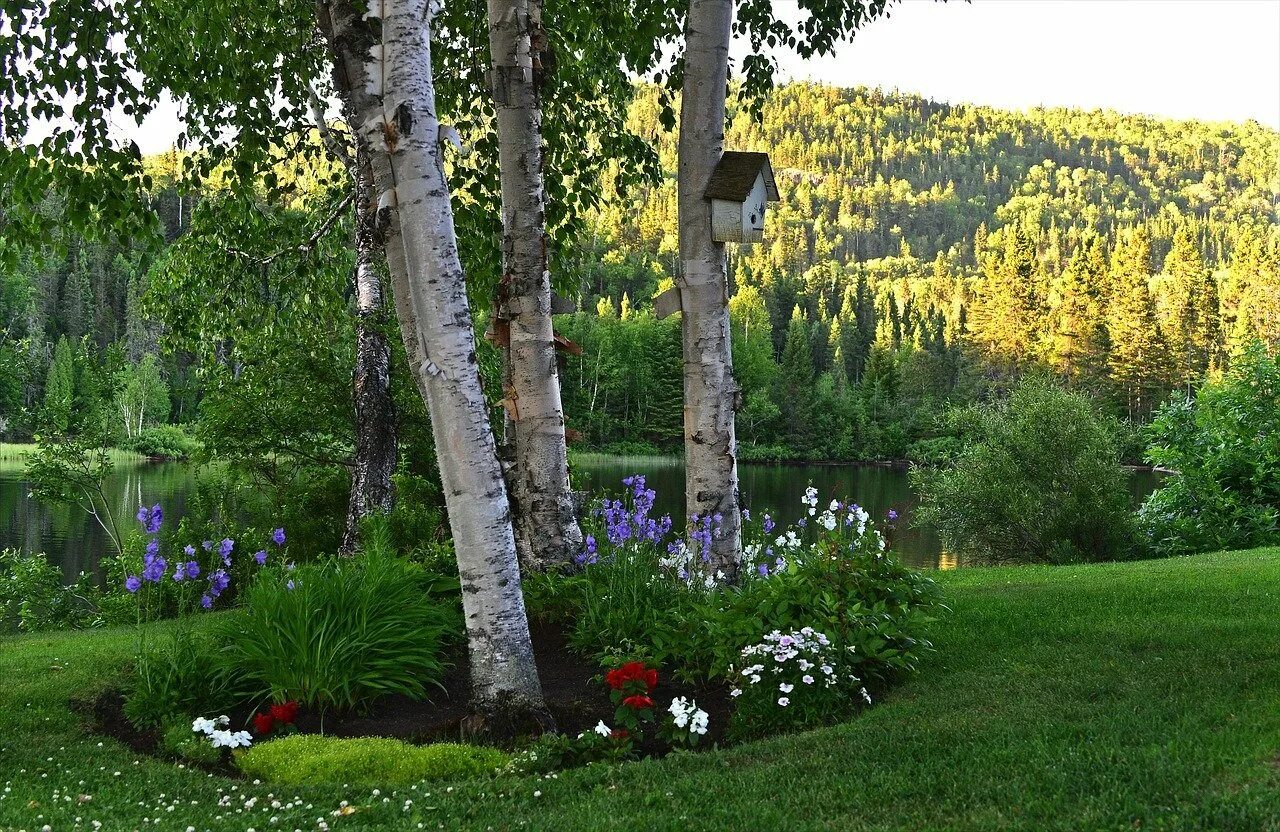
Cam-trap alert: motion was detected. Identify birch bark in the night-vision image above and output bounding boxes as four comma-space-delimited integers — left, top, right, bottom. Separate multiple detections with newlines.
678, 0, 742, 579
486, 0, 583, 570
317, 0, 547, 720
342, 145, 398, 553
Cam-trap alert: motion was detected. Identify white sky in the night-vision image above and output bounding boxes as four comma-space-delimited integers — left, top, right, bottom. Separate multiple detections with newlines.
768, 0, 1280, 127
112, 0, 1280, 155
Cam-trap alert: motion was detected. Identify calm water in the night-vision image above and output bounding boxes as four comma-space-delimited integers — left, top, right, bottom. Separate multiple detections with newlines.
1, 452, 1163, 578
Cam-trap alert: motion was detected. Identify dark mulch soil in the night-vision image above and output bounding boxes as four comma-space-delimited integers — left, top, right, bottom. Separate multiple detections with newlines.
79, 617, 731, 761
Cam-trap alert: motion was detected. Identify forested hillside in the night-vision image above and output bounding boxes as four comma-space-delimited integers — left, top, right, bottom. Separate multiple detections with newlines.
2, 84, 1278, 462
558, 84, 1280, 458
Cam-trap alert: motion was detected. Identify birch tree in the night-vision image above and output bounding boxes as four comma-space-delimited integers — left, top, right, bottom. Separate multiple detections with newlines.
485, 0, 583, 569
316, 0, 548, 719
672, 0, 899, 579
677, 0, 743, 579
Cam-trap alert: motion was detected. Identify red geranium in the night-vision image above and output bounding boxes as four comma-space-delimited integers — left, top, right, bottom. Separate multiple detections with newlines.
252, 712, 276, 735
606, 661, 658, 693
621, 694, 654, 710
269, 700, 299, 725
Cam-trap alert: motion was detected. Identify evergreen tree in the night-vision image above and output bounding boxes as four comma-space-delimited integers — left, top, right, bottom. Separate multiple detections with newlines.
43, 336, 76, 432
777, 306, 816, 447
1161, 227, 1219, 391
1108, 228, 1173, 419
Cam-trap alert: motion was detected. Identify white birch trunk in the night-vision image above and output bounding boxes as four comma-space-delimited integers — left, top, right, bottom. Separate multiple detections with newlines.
678, 0, 742, 579
318, 0, 547, 721
486, 0, 583, 570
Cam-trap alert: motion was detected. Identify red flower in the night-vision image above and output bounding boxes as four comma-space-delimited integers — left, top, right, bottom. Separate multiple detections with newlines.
607, 661, 658, 692
609, 728, 629, 741
252, 712, 276, 735
269, 700, 299, 725
621, 694, 654, 710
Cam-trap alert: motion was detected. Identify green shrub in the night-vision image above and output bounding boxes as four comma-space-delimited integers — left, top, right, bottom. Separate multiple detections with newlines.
235, 735, 507, 787
912, 379, 1141, 564
0, 548, 100, 632
1140, 344, 1280, 555
125, 626, 236, 728
217, 548, 457, 712
128, 424, 200, 459
160, 719, 223, 766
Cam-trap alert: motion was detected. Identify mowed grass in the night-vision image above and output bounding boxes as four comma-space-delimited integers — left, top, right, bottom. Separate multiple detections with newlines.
3, 549, 1280, 831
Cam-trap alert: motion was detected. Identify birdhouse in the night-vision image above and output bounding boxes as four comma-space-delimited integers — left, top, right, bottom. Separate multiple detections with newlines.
705, 151, 779, 244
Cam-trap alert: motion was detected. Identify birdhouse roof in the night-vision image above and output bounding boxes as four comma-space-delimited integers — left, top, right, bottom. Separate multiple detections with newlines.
704, 151, 780, 202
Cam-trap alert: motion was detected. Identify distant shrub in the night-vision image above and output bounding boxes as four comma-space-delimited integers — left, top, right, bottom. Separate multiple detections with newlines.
128, 425, 199, 459
1140, 344, 1280, 555
912, 379, 1141, 564
235, 735, 507, 787
217, 547, 457, 712
0, 548, 100, 632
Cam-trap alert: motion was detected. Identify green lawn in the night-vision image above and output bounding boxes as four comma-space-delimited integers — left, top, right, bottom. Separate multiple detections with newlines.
4, 549, 1280, 831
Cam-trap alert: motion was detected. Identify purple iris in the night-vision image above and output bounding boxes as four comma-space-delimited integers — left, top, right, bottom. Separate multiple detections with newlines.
125, 575, 142, 593
272, 528, 286, 546
254, 550, 267, 566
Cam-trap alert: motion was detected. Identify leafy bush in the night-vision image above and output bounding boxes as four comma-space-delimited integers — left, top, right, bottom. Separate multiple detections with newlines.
129, 424, 199, 459
530, 476, 941, 725
235, 735, 507, 787
912, 379, 1141, 563
727, 628, 868, 739
0, 548, 100, 632
159, 719, 223, 766
125, 626, 236, 728
218, 547, 457, 712
1140, 344, 1280, 555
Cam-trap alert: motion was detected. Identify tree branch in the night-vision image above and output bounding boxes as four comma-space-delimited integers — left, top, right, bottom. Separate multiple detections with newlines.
224, 191, 354, 266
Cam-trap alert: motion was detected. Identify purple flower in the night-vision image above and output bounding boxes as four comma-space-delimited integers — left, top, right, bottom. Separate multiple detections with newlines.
797, 518, 807, 528
272, 528, 286, 546
172, 562, 186, 582
757, 563, 769, 577
254, 550, 267, 566
125, 575, 142, 593
141, 555, 167, 583
202, 540, 213, 551
200, 594, 213, 609
887, 509, 899, 521
207, 569, 230, 599
183, 544, 196, 557
286, 580, 296, 591
218, 538, 234, 566
742, 509, 751, 522
763, 514, 775, 534
136, 504, 162, 534
185, 561, 200, 579
145, 537, 160, 558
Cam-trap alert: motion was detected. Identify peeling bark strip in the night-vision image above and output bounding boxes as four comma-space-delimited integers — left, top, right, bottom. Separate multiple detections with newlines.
318, 0, 547, 718
486, 0, 584, 570
677, 0, 743, 579
342, 144, 398, 553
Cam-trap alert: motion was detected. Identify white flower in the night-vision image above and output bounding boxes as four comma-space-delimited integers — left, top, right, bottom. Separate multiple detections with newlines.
861, 688, 873, 705
819, 512, 837, 531
802, 675, 814, 685
750, 673, 761, 684
690, 709, 709, 735
778, 682, 794, 693
593, 720, 611, 738
821, 664, 834, 675
192, 717, 217, 735
829, 499, 840, 512
777, 697, 790, 707
209, 729, 252, 749
729, 688, 742, 697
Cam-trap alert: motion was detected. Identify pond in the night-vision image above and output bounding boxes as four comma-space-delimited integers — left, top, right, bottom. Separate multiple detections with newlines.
2, 450, 1165, 578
